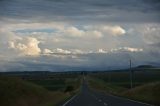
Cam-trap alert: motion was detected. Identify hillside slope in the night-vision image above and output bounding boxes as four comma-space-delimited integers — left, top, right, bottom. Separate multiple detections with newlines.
123, 82, 160, 105
0, 77, 69, 106
88, 76, 160, 105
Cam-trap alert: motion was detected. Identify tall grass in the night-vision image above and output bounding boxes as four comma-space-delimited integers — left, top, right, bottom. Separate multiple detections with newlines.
87, 76, 160, 105
0, 77, 71, 106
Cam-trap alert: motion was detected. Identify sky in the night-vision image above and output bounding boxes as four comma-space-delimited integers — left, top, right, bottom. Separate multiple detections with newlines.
0, 0, 160, 71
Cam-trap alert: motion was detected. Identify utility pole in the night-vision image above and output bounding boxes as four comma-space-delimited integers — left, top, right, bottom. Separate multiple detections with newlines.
130, 59, 133, 89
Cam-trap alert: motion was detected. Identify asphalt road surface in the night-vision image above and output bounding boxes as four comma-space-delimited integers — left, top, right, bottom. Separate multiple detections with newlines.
63, 79, 152, 106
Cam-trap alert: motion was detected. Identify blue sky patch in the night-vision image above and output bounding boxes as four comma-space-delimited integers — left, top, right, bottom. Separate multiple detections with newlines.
14, 28, 56, 33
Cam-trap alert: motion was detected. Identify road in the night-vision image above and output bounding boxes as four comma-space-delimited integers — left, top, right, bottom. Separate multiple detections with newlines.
63, 79, 152, 106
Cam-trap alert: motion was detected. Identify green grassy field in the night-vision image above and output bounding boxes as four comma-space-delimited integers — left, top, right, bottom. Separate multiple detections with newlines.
87, 69, 160, 105
27, 74, 81, 92
1, 69, 159, 105
0, 73, 82, 106
89, 69, 160, 88
122, 82, 160, 105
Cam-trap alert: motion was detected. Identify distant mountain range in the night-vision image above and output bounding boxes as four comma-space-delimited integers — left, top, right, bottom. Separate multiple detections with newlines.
136, 65, 157, 69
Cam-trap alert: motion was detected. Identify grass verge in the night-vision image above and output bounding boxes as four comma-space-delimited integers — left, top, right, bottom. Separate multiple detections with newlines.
87, 76, 160, 105
0, 77, 75, 106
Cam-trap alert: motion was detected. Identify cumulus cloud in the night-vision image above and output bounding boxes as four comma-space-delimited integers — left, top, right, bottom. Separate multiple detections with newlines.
0, 21, 160, 72
53, 48, 71, 54
42, 48, 86, 55
125, 24, 160, 56
9, 37, 41, 56
111, 47, 143, 53
42, 48, 104, 56
63, 26, 103, 38
85, 30, 103, 38
1, 22, 126, 39
84, 25, 126, 36
0, 0, 160, 72
98, 49, 107, 53
42, 49, 53, 54
100, 26, 126, 36
41, 47, 143, 56
64, 27, 84, 37
142, 24, 160, 45
71, 49, 85, 54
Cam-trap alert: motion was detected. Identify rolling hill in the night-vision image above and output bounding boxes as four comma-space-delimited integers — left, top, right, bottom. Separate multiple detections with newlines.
0, 77, 69, 106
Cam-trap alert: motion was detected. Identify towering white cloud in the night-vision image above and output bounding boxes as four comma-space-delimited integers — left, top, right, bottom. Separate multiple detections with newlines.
9, 37, 41, 56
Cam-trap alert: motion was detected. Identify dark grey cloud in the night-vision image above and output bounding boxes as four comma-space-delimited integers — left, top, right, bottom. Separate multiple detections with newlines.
0, 0, 159, 23
151, 43, 160, 48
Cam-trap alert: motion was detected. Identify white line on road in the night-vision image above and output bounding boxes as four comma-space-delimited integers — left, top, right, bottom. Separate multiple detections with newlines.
104, 102, 108, 106
62, 93, 79, 106
106, 94, 153, 106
